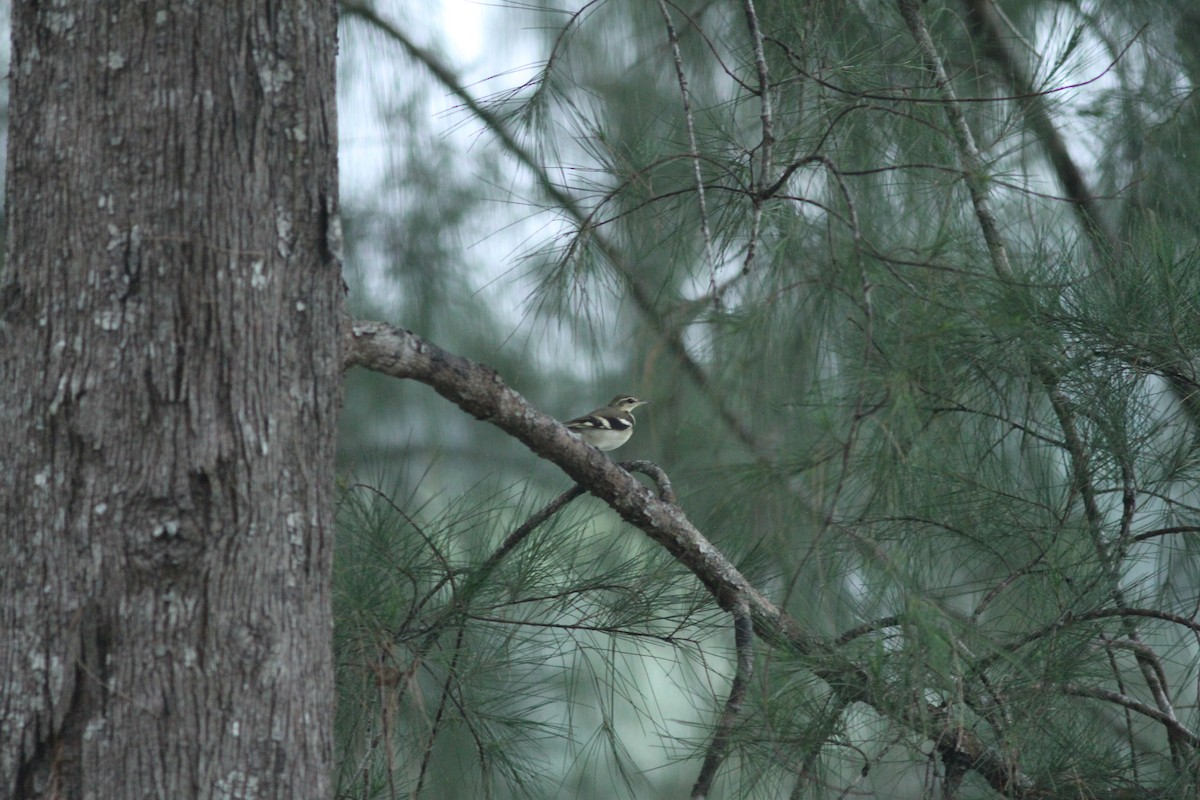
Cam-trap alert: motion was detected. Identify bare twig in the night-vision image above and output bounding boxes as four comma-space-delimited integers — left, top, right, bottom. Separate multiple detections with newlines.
835, 614, 904, 646
655, 0, 719, 305
740, 0, 773, 276
962, 0, 1118, 259
414, 625, 469, 797
1099, 632, 1141, 782
740, 0, 774, 185
1134, 525, 1200, 542
619, 459, 677, 504
1057, 684, 1200, 749
691, 602, 754, 799
895, 0, 1013, 279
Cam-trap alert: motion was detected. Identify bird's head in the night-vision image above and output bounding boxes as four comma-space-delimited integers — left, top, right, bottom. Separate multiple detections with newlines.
609, 395, 648, 412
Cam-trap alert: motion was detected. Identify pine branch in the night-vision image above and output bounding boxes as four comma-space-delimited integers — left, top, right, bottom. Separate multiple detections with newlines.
738, 0, 773, 276
691, 603, 753, 799
340, 0, 765, 456
344, 320, 792, 625
344, 319, 1047, 797
961, 0, 1118, 259
654, 0, 718, 304
896, 0, 1192, 762
1057, 684, 1200, 750
961, 1, 1200, 429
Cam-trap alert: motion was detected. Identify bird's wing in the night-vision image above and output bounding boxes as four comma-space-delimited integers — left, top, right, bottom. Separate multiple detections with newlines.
566, 412, 631, 431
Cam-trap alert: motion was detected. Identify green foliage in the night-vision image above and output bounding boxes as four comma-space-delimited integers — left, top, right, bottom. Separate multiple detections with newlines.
333, 476, 727, 798
337, 0, 1200, 796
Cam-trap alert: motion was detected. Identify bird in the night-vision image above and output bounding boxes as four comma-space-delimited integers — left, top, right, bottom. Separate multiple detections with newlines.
564, 395, 649, 451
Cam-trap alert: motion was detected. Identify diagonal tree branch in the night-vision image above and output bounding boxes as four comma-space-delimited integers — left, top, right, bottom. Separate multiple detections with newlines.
344, 319, 792, 626
345, 317, 1048, 797
340, 0, 765, 455
962, 0, 1118, 260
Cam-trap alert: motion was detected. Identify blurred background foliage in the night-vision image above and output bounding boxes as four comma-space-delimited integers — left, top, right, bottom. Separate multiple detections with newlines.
331, 1, 1200, 797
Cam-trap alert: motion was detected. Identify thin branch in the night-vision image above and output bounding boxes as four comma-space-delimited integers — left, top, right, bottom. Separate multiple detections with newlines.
661, 0, 757, 93
764, 27, 1143, 106
971, 548, 1049, 622
835, 615, 904, 646
620, 459, 678, 504
411, 484, 588, 651
1057, 684, 1200, 750
924, 399, 1067, 449
741, 0, 774, 187
691, 602, 754, 799
463, 614, 696, 644
414, 624, 469, 797
1134, 525, 1200, 543
1099, 632, 1141, 782
962, 0, 1118, 259
739, 0, 773, 276
655, 0, 719, 305
1000, 606, 1200, 657
1117, 457, 1137, 554
895, 0, 1013, 280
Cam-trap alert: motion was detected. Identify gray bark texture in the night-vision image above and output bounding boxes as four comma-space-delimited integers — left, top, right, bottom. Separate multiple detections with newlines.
1, 2, 343, 798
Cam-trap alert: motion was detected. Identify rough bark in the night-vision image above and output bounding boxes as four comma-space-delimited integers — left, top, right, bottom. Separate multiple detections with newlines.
1, 3, 343, 798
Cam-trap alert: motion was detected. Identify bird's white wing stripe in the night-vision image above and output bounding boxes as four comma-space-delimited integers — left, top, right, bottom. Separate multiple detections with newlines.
569, 414, 631, 431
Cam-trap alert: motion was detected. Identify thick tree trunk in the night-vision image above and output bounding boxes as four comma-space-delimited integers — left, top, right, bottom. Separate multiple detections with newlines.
1, 3, 342, 798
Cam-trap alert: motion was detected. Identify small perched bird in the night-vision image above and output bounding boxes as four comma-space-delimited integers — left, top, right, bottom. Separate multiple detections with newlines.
564, 395, 649, 451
